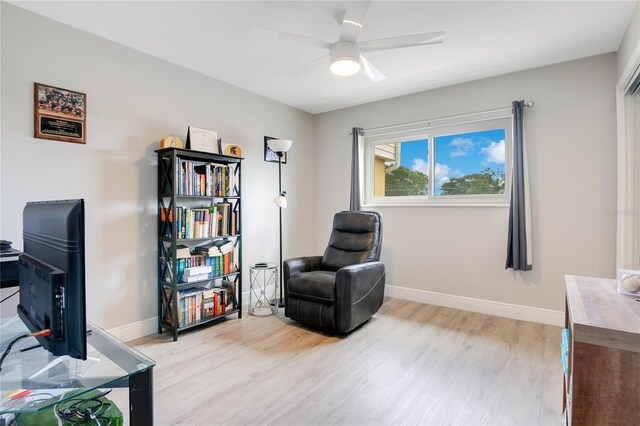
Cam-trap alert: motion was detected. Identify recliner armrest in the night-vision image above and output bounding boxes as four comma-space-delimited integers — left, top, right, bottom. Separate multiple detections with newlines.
334, 261, 386, 332
335, 262, 385, 303
283, 256, 323, 319
283, 256, 323, 283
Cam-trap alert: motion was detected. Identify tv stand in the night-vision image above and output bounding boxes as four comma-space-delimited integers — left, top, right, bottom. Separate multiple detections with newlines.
28, 354, 100, 380
0, 317, 155, 425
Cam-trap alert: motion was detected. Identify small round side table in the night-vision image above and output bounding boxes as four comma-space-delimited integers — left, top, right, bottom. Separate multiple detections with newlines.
249, 263, 278, 316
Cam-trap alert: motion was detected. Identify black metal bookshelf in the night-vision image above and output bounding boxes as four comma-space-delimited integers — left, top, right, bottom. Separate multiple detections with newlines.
156, 147, 243, 341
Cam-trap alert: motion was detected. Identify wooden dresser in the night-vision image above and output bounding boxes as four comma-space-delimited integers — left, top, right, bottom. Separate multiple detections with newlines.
563, 275, 640, 425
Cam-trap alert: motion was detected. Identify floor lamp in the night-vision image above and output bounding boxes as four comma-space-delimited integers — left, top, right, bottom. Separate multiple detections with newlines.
268, 139, 292, 308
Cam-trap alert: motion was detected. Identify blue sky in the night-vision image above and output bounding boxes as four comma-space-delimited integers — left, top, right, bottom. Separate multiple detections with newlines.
396, 129, 506, 194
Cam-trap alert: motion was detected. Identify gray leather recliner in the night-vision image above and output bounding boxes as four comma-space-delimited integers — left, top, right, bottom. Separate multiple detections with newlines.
283, 211, 385, 333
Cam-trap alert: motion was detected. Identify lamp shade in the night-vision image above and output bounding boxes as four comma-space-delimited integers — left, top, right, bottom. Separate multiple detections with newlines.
268, 139, 293, 153
273, 195, 287, 208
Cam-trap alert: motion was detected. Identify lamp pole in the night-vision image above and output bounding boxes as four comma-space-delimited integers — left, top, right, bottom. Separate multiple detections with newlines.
277, 153, 284, 308
267, 138, 292, 310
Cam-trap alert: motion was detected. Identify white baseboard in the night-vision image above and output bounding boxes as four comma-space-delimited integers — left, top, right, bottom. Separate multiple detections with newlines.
385, 284, 564, 327
108, 317, 158, 343
110, 287, 562, 341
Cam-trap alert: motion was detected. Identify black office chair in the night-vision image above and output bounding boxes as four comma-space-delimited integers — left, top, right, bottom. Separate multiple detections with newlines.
283, 211, 385, 333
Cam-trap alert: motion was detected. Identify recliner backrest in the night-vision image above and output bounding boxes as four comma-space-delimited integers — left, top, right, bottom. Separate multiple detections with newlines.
321, 211, 383, 271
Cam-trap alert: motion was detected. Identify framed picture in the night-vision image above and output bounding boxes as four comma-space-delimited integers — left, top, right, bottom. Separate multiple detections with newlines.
264, 136, 287, 164
186, 127, 219, 153
34, 82, 86, 144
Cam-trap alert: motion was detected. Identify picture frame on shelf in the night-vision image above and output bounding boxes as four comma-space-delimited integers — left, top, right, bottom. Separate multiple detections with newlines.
264, 136, 287, 164
34, 82, 86, 144
186, 126, 219, 153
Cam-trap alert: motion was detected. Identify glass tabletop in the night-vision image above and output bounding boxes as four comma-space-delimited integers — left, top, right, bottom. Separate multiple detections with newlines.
0, 316, 155, 414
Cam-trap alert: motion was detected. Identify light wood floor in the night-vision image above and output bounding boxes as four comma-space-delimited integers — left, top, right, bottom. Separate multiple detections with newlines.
115, 298, 563, 425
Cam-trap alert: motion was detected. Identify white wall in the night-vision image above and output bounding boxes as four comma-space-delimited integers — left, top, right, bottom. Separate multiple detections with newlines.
617, 1, 639, 80
0, 4, 315, 333
314, 54, 618, 314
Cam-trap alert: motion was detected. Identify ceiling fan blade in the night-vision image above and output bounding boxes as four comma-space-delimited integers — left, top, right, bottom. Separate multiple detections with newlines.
360, 31, 445, 53
252, 27, 332, 50
288, 54, 329, 79
360, 55, 386, 82
337, 1, 371, 42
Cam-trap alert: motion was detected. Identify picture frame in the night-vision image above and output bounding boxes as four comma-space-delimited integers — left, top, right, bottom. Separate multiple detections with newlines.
264, 136, 287, 164
34, 82, 86, 144
186, 126, 220, 154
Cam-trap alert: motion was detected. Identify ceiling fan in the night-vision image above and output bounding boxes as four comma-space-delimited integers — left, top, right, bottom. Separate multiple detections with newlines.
254, 1, 445, 81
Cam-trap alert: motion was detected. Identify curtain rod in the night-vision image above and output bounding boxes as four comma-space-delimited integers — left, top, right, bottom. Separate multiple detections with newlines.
352, 101, 534, 134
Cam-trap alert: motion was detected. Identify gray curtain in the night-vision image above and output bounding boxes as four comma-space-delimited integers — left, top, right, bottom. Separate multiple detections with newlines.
350, 127, 364, 211
506, 101, 532, 271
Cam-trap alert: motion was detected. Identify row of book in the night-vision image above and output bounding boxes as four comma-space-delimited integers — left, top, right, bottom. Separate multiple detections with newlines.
177, 160, 237, 197
164, 281, 236, 328
176, 204, 237, 239
177, 253, 237, 282
175, 239, 238, 283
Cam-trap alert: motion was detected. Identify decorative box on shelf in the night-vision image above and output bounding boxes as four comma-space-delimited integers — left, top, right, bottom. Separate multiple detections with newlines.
617, 269, 640, 296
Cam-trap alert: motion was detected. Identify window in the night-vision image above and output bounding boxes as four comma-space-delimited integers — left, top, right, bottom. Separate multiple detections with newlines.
373, 139, 429, 197
433, 129, 506, 196
363, 115, 511, 206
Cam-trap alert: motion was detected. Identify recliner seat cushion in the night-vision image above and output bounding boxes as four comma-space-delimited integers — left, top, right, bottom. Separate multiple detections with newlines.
287, 271, 336, 303
322, 211, 382, 271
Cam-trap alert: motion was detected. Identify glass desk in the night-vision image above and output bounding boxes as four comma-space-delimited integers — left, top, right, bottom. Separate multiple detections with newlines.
0, 316, 155, 425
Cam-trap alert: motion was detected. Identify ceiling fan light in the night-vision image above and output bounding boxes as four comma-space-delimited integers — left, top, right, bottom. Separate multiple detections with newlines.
330, 58, 360, 76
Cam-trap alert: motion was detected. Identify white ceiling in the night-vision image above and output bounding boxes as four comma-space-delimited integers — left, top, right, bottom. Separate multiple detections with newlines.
11, 1, 637, 114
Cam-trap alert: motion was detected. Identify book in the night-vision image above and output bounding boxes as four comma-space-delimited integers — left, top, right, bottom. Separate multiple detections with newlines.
177, 293, 182, 327
231, 210, 237, 236
176, 207, 183, 239
194, 239, 233, 256
181, 273, 210, 283
223, 252, 231, 274
214, 288, 227, 314
176, 244, 190, 259
215, 203, 231, 235
194, 165, 207, 196
195, 291, 202, 322
202, 289, 215, 318
184, 265, 212, 277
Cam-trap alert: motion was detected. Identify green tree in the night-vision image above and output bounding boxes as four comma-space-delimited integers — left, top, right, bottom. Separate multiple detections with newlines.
440, 168, 505, 195
385, 165, 428, 196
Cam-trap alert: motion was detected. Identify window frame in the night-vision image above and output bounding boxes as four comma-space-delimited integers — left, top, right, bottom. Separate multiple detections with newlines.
362, 115, 513, 207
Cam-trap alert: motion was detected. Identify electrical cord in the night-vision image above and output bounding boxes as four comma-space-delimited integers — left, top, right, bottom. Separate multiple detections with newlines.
0, 329, 51, 372
54, 389, 113, 426
0, 289, 19, 304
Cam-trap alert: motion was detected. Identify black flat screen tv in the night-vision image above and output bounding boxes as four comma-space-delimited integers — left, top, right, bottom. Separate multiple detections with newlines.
17, 199, 87, 360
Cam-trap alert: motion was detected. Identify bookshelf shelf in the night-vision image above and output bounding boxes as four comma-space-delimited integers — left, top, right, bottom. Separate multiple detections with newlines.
156, 148, 243, 341
163, 272, 241, 289
159, 308, 241, 332
160, 235, 241, 243
173, 195, 242, 200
